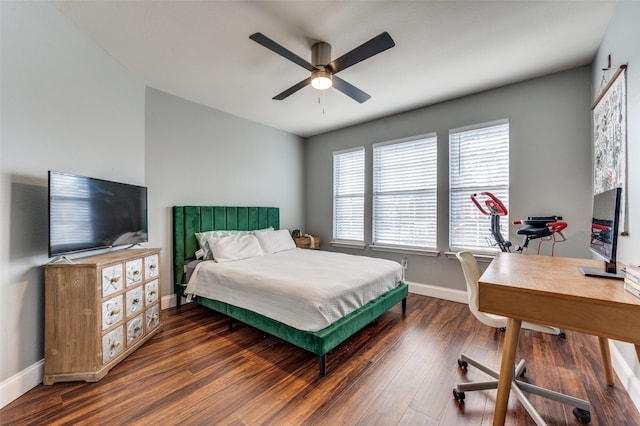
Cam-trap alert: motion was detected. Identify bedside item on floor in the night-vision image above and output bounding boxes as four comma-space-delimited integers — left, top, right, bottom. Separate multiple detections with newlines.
294, 234, 320, 249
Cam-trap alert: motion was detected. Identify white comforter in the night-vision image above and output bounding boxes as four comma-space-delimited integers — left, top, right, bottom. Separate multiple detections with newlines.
185, 249, 403, 332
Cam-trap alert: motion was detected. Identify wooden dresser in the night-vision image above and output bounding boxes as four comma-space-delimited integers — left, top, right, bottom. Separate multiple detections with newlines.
43, 248, 162, 385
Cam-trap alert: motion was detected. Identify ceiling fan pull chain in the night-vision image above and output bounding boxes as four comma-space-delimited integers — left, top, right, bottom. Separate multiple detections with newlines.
320, 90, 326, 115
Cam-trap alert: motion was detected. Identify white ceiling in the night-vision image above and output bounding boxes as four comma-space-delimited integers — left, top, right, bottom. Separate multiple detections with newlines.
51, 0, 616, 138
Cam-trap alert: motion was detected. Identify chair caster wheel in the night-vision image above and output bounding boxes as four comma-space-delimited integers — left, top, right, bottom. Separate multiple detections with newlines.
457, 359, 468, 370
452, 389, 465, 404
519, 368, 527, 378
557, 331, 567, 339
573, 407, 591, 424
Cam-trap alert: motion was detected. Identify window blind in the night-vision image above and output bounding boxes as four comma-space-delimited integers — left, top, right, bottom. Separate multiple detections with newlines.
449, 120, 509, 251
333, 147, 365, 242
373, 135, 437, 248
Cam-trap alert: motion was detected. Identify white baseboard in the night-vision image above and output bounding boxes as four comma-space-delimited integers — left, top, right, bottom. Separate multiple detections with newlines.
161, 293, 192, 310
161, 293, 177, 310
407, 280, 468, 304
610, 341, 640, 413
0, 359, 44, 409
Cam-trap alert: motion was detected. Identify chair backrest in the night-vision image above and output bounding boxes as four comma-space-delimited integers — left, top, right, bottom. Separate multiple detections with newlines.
456, 251, 561, 334
456, 251, 507, 329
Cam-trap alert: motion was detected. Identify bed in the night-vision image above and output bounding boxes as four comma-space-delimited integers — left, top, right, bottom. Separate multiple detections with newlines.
173, 206, 408, 376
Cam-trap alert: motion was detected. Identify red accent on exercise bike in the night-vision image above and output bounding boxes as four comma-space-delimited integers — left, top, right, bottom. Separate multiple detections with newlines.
470, 192, 511, 252
471, 191, 508, 216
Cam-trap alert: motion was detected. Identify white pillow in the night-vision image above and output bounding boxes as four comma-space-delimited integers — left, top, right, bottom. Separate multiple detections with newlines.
195, 227, 272, 260
208, 234, 264, 263
253, 229, 296, 254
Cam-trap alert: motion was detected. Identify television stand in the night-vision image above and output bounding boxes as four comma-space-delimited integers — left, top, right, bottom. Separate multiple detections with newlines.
43, 248, 162, 384
47, 255, 75, 265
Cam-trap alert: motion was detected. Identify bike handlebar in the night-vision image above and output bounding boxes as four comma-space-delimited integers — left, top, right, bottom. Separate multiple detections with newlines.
470, 192, 508, 216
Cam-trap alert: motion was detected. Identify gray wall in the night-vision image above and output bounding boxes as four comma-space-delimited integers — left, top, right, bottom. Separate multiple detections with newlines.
1, 0, 146, 384
144, 88, 305, 298
591, 0, 640, 400
305, 66, 593, 292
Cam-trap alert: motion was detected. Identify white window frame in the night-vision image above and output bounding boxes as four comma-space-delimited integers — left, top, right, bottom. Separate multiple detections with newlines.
332, 147, 365, 244
372, 133, 438, 250
449, 119, 509, 252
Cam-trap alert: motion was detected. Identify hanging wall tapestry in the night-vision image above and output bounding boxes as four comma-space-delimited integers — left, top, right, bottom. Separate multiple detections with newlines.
592, 64, 627, 230
592, 66, 626, 194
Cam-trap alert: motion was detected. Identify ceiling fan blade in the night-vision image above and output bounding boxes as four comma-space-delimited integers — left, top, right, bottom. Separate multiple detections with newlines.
332, 76, 371, 103
250, 32, 316, 72
329, 32, 395, 74
273, 77, 313, 100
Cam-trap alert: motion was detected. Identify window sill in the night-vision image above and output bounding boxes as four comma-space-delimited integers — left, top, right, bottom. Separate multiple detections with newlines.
369, 244, 440, 257
330, 240, 367, 250
444, 250, 496, 263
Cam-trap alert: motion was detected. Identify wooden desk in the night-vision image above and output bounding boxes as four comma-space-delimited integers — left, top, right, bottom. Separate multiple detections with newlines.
478, 253, 640, 425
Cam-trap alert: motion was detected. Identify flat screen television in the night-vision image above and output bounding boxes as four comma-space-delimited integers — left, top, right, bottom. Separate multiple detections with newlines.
579, 187, 624, 279
48, 171, 148, 259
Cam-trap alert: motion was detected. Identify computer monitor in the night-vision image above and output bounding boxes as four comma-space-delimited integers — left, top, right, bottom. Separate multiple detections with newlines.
579, 187, 624, 279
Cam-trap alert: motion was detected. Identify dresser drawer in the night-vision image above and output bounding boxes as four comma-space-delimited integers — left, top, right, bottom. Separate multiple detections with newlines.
126, 315, 144, 347
126, 258, 143, 287
126, 286, 143, 317
102, 326, 124, 364
146, 304, 160, 331
102, 264, 123, 297
144, 254, 159, 280
145, 279, 159, 305
102, 295, 123, 330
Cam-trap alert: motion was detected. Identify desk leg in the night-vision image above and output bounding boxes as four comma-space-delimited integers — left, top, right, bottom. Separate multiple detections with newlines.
597, 337, 615, 387
493, 317, 521, 426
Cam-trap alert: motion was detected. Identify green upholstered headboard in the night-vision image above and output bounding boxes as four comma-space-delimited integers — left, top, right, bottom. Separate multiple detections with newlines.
172, 206, 279, 289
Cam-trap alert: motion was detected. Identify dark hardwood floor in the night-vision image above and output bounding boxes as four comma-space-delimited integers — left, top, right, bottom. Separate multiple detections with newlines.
2, 295, 639, 425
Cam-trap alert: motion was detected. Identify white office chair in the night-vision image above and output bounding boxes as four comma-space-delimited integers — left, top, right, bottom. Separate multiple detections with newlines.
453, 251, 592, 425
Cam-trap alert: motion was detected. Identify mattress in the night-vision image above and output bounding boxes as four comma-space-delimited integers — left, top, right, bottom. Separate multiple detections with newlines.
185, 249, 403, 332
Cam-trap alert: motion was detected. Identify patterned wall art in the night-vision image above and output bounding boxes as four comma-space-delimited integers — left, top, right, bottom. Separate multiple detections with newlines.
593, 67, 626, 193
592, 65, 627, 231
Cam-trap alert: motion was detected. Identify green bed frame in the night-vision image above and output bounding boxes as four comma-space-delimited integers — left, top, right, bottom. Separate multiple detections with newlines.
173, 206, 408, 376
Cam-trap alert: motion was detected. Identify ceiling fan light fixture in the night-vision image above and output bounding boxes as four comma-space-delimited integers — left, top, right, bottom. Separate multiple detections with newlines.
311, 69, 332, 90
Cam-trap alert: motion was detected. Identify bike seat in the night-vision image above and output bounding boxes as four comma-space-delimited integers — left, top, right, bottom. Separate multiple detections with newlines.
517, 226, 553, 237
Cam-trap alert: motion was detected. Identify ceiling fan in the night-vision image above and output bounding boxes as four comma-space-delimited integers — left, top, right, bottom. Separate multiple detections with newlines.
249, 32, 395, 103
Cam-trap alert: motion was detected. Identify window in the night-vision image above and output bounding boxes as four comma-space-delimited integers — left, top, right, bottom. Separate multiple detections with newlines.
449, 119, 509, 252
333, 147, 365, 242
373, 134, 437, 248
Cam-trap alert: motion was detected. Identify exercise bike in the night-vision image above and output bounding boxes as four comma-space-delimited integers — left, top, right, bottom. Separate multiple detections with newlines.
470, 192, 568, 256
